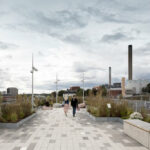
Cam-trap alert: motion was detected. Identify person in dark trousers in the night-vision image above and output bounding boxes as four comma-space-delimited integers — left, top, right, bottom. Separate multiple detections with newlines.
71, 96, 78, 117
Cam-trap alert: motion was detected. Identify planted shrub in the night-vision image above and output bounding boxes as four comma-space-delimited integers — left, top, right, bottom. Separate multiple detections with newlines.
1, 104, 14, 121
0, 101, 32, 123
10, 113, 18, 122
86, 97, 133, 118
21, 102, 32, 117
19, 110, 25, 119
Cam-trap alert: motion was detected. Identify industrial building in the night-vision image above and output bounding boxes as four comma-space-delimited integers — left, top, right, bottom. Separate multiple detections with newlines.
69, 86, 80, 92
109, 45, 149, 98
125, 45, 149, 96
1, 87, 18, 103
7, 87, 18, 96
125, 80, 149, 96
109, 88, 122, 98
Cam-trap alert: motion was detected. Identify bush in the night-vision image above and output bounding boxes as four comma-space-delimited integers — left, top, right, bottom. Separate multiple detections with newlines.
19, 111, 25, 119
21, 102, 32, 117
10, 113, 18, 122
0, 101, 32, 123
86, 96, 133, 118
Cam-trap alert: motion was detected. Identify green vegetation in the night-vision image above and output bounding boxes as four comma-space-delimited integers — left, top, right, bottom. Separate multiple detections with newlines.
58, 90, 66, 97
86, 96, 133, 118
0, 98, 32, 123
140, 107, 150, 123
10, 113, 18, 122
142, 83, 150, 93
86, 96, 150, 123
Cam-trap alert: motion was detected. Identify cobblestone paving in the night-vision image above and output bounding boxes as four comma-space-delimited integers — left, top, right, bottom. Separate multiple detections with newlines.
0, 108, 148, 150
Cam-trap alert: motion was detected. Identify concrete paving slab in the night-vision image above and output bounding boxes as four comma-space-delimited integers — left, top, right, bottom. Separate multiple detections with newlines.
0, 108, 148, 150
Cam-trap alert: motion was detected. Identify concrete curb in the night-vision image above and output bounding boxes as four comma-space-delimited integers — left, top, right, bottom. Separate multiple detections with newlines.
86, 111, 123, 124
0, 113, 37, 129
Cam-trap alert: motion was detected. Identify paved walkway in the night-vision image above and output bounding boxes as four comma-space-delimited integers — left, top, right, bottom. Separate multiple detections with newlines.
0, 108, 148, 150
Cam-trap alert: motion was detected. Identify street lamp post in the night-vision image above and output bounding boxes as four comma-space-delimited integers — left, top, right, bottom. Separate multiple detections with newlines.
55, 74, 60, 103
30, 54, 38, 110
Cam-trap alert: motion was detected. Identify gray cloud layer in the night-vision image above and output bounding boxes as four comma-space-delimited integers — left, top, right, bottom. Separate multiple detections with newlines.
0, 41, 18, 50
0, 0, 150, 92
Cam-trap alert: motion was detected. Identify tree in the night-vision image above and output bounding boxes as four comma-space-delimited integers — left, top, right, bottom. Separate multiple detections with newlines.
101, 86, 107, 97
142, 83, 150, 93
58, 90, 66, 97
46, 96, 50, 101
51, 92, 56, 98
84, 89, 91, 96
76, 88, 83, 96
92, 88, 97, 96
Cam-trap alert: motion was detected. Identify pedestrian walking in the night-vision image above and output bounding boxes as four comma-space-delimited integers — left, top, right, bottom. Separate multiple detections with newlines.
71, 96, 78, 117
63, 95, 69, 116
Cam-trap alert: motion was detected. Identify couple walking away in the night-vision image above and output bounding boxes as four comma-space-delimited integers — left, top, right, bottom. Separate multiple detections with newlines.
64, 96, 78, 117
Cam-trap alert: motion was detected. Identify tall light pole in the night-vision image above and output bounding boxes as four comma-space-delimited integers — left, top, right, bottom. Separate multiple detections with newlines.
81, 72, 85, 103
55, 74, 60, 103
30, 54, 38, 110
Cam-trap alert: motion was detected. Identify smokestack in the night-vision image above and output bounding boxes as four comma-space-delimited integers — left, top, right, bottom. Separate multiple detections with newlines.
109, 67, 111, 88
128, 45, 132, 80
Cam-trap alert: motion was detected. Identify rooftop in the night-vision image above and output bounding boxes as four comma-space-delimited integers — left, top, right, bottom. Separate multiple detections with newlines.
0, 108, 147, 150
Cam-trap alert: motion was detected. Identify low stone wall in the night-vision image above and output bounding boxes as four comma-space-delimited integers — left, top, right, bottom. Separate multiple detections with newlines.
0, 113, 36, 129
124, 119, 150, 149
86, 111, 123, 123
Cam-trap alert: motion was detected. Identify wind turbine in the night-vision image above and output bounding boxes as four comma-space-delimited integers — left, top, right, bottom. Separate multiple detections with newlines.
30, 54, 38, 110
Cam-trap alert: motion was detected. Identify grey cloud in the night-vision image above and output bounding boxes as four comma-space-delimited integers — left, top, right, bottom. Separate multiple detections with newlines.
134, 66, 150, 80
20, 9, 88, 34
59, 81, 102, 89
136, 73, 150, 80
80, 0, 150, 24
82, 7, 131, 24
101, 32, 133, 43
35, 80, 103, 91
6, 55, 13, 59
44, 64, 56, 68
0, 68, 12, 88
38, 51, 44, 56
135, 43, 150, 55
63, 34, 87, 45
0, 41, 18, 50
73, 62, 106, 73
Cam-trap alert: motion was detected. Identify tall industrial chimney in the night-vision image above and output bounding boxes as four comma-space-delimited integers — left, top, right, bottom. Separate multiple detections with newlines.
109, 67, 111, 88
128, 45, 132, 80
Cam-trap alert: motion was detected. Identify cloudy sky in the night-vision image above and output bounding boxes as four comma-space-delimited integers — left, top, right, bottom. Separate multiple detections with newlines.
0, 0, 150, 93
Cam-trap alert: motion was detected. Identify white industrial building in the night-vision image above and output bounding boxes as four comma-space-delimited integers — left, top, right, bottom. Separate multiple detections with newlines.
125, 80, 149, 95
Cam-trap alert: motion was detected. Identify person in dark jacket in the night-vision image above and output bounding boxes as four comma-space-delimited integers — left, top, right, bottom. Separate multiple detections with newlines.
71, 96, 78, 117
